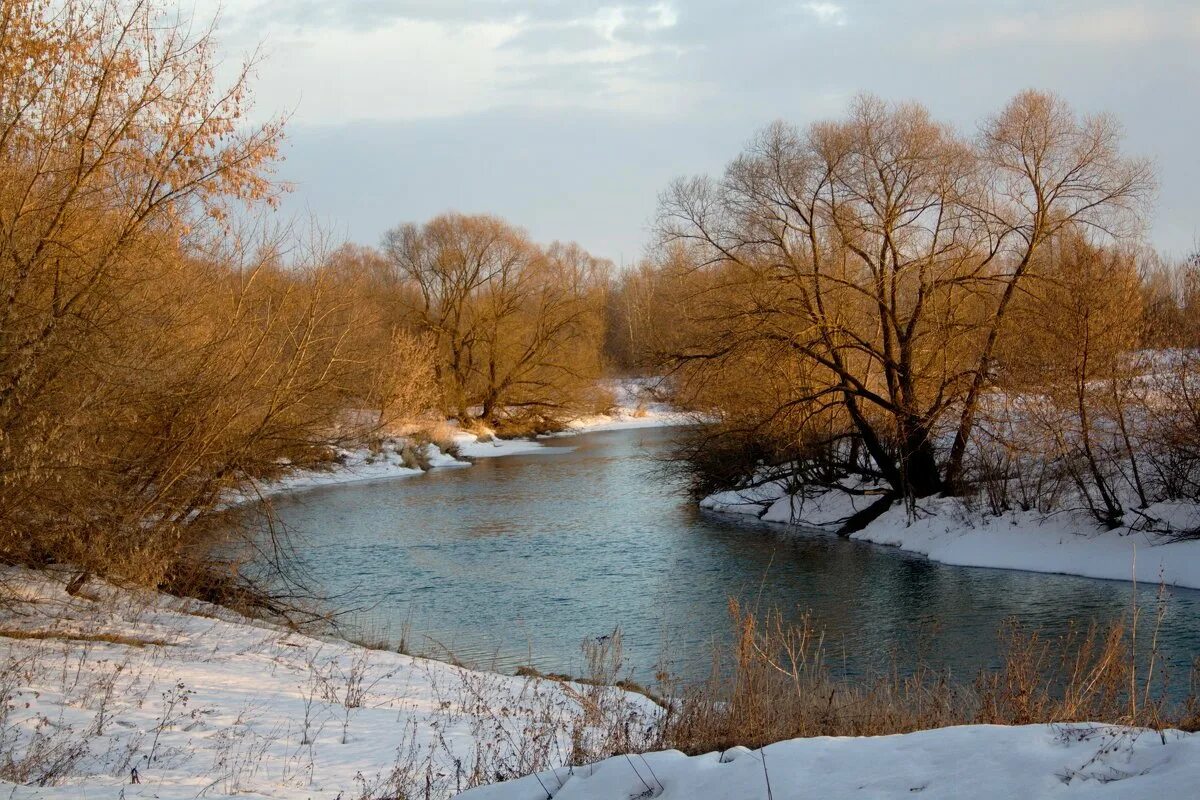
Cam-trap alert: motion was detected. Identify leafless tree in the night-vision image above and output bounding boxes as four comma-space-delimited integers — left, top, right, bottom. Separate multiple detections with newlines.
655, 91, 1151, 520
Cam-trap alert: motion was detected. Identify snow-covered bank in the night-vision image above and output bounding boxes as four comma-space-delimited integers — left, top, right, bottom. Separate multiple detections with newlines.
238, 430, 571, 502
240, 379, 694, 502
461, 724, 1200, 799
6, 574, 1198, 800
0, 570, 656, 799
558, 378, 696, 433
229, 441, 470, 503
702, 481, 1200, 589
233, 434, 551, 502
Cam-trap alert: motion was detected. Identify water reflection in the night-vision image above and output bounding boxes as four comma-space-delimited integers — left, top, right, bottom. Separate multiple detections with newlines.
266, 427, 1199, 690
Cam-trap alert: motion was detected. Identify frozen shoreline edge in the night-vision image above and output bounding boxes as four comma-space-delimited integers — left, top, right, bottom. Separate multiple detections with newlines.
701, 483, 1200, 590
234, 404, 695, 505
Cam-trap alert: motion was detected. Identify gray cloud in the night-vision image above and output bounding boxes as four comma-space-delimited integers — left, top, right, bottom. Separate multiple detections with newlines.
499, 23, 611, 54
243, 0, 673, 33
223, 0, 1198, 259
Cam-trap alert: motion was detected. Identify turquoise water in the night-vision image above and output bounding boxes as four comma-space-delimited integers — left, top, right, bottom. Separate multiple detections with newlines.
267, 427, 1200, 690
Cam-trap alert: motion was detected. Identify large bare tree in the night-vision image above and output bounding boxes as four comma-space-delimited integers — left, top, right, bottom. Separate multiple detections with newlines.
656, 92, 1151, 516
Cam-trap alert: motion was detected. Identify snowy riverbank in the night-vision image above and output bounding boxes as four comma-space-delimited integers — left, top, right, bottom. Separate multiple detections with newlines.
237, 380, 694, 502
462, 724, 1200, 799
0, 569, 657, 799
702, 481, 1200, 589
5, 570, 1199, 800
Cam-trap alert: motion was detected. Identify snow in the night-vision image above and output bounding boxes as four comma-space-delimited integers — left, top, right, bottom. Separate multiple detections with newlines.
0, 569, 658, 800
451, 432, 567, 458
560, 411, 693, 433
702, 481, 1200, 589
230, 379, 695, 503
6, 571, 1198, 800
7, 370, 1200, 800
560, 378, 697, 433
460, 724, 1200, 799
230, 441, 470, 503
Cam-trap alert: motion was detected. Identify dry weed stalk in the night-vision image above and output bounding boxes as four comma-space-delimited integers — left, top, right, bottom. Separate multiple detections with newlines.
655, 596, 1191, 756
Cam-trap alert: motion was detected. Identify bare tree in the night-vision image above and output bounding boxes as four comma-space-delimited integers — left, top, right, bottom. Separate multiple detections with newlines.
943, 91, 1153, 491
655, 92, 1151, 520
382, 214, 608, 429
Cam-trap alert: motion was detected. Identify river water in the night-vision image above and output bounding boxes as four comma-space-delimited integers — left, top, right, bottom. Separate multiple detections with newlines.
267, 426, 1200, 688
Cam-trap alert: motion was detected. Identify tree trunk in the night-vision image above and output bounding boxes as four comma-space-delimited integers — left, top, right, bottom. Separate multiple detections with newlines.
837, 492, 897, 536
902, 429, 945, 498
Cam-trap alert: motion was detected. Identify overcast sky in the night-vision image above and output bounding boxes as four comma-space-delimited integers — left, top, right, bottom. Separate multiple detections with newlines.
203, 0, 1200, 264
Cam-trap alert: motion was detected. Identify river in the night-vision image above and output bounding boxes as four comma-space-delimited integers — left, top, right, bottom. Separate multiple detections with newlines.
267, 426, 1200, 689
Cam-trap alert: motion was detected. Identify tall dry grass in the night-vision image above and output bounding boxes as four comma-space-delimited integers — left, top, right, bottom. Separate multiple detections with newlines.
653, 597, 1198, 755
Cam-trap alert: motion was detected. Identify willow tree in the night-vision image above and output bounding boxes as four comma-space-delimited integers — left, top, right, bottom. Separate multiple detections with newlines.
382, 213, 608, 427
656, 92, 1151, 517
943, 91, 1154, 491
997, 234, 1147, 525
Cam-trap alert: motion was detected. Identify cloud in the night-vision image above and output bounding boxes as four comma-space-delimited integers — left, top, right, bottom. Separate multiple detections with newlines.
233, 0, 679, 34
192, 0, 1199, 260
501, 3, 682, 58
801, 2, 848, 26
244, 19, 515, 121
925, 4, 1200, 50
206, 0, 690, 123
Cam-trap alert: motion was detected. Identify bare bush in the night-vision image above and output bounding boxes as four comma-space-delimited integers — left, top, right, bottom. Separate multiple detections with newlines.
0, 0, 445, 590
